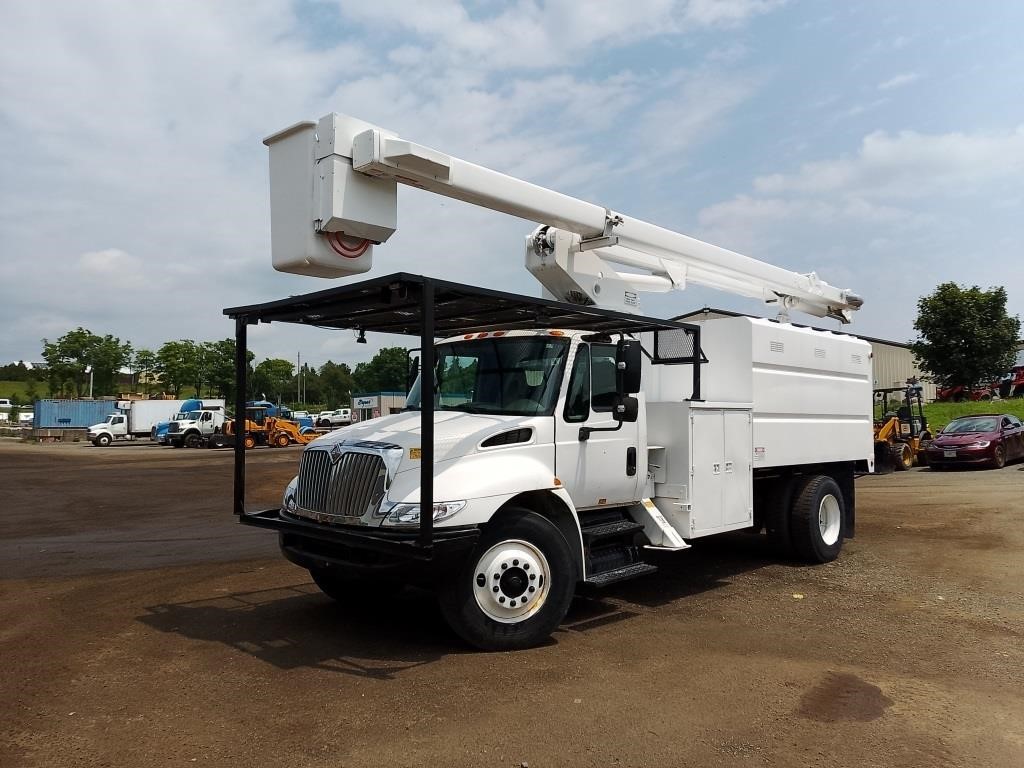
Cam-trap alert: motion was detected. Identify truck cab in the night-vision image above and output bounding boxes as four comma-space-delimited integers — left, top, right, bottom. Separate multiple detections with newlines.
88, 413, 128, 446
166, 407, 226, 448
260, 313, 871, 651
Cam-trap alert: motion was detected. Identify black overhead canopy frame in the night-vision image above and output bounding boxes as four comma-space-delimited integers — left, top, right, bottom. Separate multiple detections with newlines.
224, 272, 699, 552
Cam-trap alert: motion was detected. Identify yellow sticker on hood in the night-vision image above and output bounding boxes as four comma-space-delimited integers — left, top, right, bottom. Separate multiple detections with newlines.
409, 447, 421, 460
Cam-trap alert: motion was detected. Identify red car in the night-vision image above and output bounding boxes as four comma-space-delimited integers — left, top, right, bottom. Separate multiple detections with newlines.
926, 413, 1024, 469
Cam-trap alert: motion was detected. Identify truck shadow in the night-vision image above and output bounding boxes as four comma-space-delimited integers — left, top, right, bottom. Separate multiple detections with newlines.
562, 532, 792, 633
138, 582, 463, 680
138, 533, 792, 667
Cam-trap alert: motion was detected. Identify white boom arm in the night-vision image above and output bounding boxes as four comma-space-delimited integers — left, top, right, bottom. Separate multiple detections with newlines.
264, 113, 862, 322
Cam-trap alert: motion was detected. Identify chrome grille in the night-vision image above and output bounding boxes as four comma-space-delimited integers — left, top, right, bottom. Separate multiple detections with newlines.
296, 448, 387, 522
168, 423, 181, 434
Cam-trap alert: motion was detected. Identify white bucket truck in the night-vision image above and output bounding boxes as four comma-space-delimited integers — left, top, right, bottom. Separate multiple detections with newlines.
229, 113, 874, 650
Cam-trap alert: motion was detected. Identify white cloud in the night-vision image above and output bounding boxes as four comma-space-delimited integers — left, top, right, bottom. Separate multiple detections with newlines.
0, 0, 773, 365
878, 71, 920, 90
753, 127, 1024, 197
696, 126, 1024, 339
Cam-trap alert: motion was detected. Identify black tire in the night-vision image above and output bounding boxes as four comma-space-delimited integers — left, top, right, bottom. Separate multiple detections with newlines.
991, 445, 1006, 469
762, 477, 794, 557
318, 419, 331, 428
184, 432, 202, 449
439, 508, 576, 651
789, 475, 845, 564
891, 442, 913, 471
170, 438, 183, 448
95, 433, 112, 447
310, 569, 402, 605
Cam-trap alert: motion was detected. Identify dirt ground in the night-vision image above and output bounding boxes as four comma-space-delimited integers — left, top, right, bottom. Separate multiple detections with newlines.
1, 439, 1022, 768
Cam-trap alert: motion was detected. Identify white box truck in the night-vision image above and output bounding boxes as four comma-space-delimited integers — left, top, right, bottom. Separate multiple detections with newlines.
88, 400, 194, 446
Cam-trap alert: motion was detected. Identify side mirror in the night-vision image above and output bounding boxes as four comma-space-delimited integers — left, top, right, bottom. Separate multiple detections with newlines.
612, 394, 639, 423
616, 339, 642, 394
407, 355, 419, 394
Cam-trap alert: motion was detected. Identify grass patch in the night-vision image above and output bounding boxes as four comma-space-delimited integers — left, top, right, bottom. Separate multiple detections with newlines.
924, 399, 1024, 432
0, 380, 35, 401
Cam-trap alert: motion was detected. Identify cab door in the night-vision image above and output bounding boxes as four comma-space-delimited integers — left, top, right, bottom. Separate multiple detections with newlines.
556, 342, 641, 510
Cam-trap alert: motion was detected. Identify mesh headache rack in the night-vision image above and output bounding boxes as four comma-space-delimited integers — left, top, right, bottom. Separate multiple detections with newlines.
223, 273, 704, 553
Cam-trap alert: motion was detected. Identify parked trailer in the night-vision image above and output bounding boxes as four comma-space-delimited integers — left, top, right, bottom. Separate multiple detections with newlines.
34, 399, 117, 430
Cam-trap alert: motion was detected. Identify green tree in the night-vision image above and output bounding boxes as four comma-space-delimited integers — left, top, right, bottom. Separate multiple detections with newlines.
133, 349, 158, 395
252, 358, 295, 402
910, 283, 1021, 393
319, 361, 354, 408
352, 347, 410, 394
156, 340, 202, 398
41, 328, 132, 397
201, 339, 253, 400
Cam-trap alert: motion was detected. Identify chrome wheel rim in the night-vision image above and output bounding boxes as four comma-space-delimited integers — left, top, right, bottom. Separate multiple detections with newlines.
818, 494, 841, 545
472, 539, 550, 624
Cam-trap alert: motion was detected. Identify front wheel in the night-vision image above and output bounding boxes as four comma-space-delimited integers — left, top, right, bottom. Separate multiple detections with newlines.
184, 432, 202, 449
891, 442, 913, 471
243, 435, 256, 450
274, 433, 290, 448
439, 508, 576, 651
991, 445, 1006, 469
789, 475, 846, 564
94, 433, 112, 447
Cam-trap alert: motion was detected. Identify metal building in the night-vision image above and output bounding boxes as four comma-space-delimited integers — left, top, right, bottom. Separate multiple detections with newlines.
676, 308, 937, 401
351, 391, 407, 423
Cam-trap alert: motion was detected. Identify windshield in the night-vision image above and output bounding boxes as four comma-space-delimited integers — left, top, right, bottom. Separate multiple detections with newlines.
185, 410, 201, 420
407, 337, 570, 416
943, 417, 998, 433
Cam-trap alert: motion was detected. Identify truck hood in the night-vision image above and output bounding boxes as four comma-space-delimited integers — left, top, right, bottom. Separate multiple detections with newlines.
308, 410, 538, 465
932, 432, 998, 446
87, 422, 109, 432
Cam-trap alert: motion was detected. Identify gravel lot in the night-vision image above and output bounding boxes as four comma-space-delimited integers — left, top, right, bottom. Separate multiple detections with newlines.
1, 439, 1022, 767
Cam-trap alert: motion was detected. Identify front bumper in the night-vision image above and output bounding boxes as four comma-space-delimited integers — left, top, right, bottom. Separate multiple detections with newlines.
241, 508, 480, 578
925, 445, 995, 466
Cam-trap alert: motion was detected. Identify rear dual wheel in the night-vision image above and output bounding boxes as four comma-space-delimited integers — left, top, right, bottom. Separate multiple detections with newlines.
789, 475, 845, 563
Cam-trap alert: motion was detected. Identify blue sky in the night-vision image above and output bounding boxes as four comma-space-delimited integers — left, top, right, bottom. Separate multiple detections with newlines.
1, 0, 1021, 369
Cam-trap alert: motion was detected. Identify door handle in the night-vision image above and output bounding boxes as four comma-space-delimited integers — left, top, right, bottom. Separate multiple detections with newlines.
626, 447, 637, 477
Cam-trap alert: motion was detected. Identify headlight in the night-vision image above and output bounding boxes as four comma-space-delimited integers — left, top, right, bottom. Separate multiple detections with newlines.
381, 500, 467, 527
281, 475, 298, 512
967, 440, 990, 448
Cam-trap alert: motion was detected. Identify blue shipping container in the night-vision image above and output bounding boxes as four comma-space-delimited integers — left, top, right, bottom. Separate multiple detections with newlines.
34, 399, 118, 429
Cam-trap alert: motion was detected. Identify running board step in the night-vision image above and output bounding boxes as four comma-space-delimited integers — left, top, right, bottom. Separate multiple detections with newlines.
584, 562, 658, 588
581, 519, 645, 543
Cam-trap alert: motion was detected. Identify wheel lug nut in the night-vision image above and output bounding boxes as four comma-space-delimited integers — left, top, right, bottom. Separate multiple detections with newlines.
493, 573, 499, 580
513, 559, 519, 566
529, 574, 536, 581
528, 586, 535, 593
499, 596, 505, 604
523, 563, 530, 570
493, 586, 499, 593
501, 563, 508, 570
